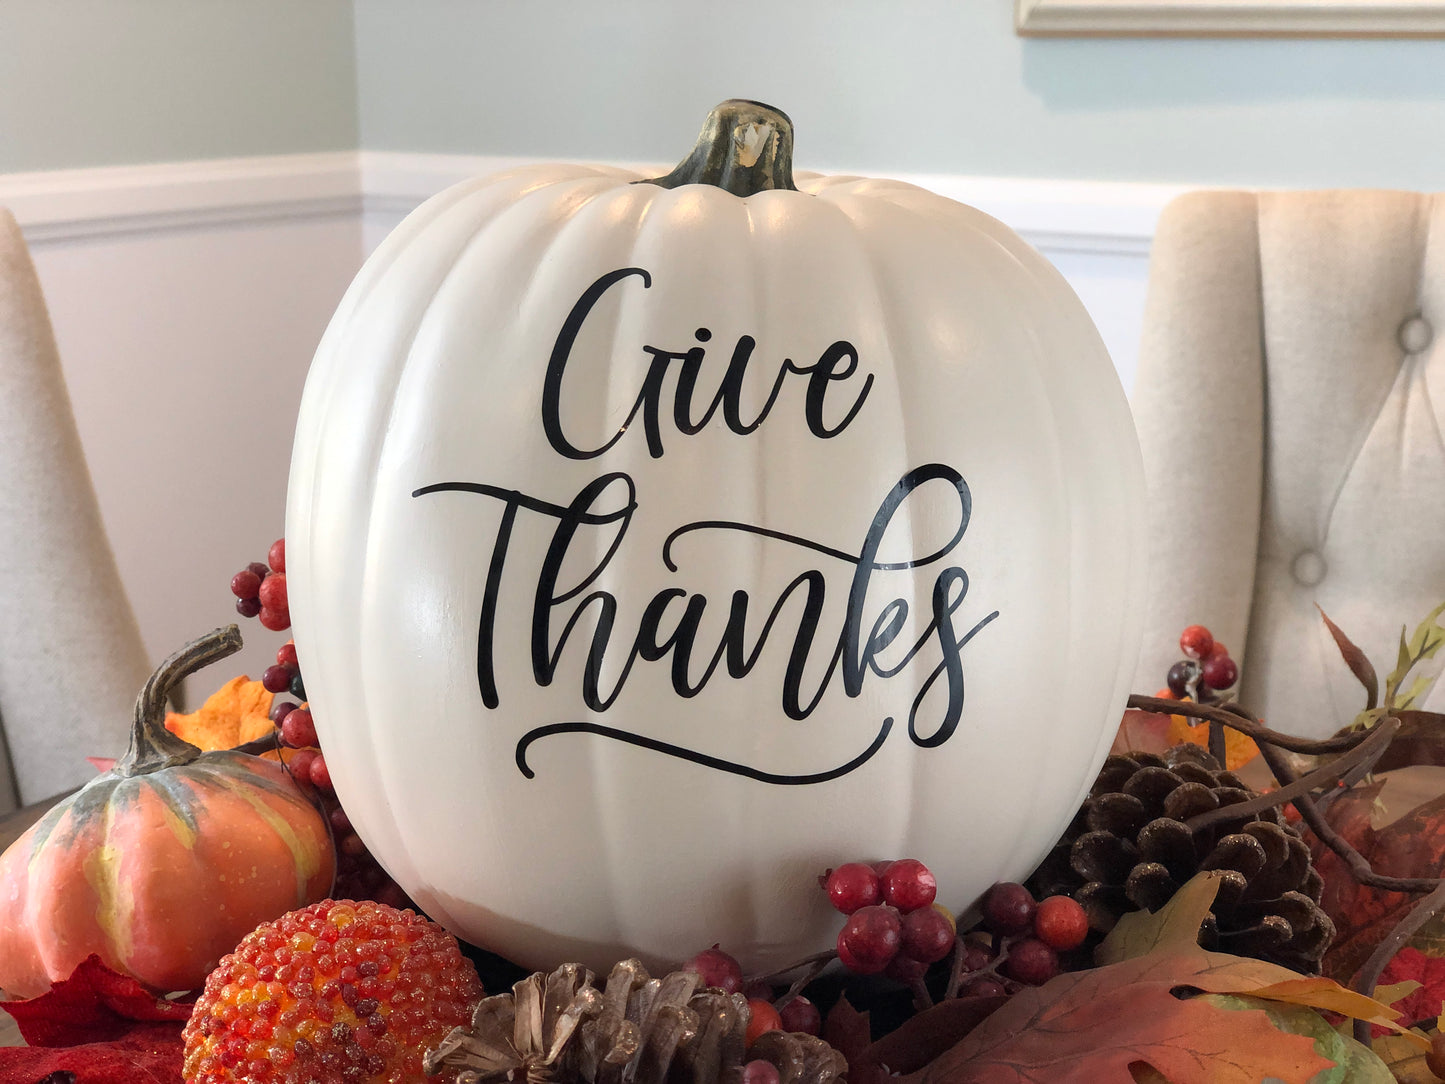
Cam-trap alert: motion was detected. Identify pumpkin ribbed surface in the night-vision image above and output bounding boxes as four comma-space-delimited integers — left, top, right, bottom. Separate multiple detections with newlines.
0, 751, 333, 997
286, 104, 1145, 971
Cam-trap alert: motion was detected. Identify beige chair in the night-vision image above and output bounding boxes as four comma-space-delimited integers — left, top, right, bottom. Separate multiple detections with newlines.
0, 209, 151, 813
1131, 190, 1445, 738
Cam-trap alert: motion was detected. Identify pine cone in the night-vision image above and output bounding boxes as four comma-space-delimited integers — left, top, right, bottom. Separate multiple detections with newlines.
424, 959, 847, 1084
1030, 744, 1335, 973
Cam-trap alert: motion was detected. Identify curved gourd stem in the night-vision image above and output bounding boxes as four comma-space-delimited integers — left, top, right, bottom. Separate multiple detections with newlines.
639, 99, 798, 196
117, 625, 244, 776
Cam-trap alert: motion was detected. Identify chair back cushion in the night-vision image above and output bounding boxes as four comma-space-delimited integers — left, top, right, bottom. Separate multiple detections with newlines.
0, 209, 151, 811
1134, 190, 1445, 737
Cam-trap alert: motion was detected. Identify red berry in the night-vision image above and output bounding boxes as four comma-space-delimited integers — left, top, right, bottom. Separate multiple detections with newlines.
962, 943, 991, 972
960, 977, 1006, 998
309, 753, 333, 792
259, 607, 291, 632
824, 863, 882, 914
1179, 625, 1214, 660
981, 882, 1036, 935
837, 905, 902, 975
1166, 660, 1199, 698
329, 807, 352, 833
287, 748, 317, 784
1033, 895, 1089, 951
247, 561, 270, 581
235, 596, 262, 618
743, 1060, 781, 1084
269, 699, 298, 725
1207, 640, 1229, 660
281, 708, 318, 749
744, 999, 782, 1046
883, 953, 929, 983
1428, 1031, 1445, 1078
742, 981, 774, 1003
880, 859, 936, 912
230, 569, 262, 600
262, 665, 293, 694
1201, 654, 1238, 691
777, 995, 820, 1036
835, 937, 864, 972
268, 538, 286, 574
259, 572, 288, 613
901, 905, 956, 963
1003, 938, 1059, 985
683, 946, 743, 994
277, 641, 299, 671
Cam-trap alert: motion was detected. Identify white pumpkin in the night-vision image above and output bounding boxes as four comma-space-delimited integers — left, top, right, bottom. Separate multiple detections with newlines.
287, 101, 1145, 974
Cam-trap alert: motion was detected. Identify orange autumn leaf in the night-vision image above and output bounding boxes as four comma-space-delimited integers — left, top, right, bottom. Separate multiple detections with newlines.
1167, 711, 1260, 770
165, 675, 275, 752
911, 873, 1399, 1083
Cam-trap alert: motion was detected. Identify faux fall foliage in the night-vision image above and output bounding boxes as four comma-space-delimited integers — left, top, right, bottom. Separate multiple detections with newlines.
0, 628, 333, 998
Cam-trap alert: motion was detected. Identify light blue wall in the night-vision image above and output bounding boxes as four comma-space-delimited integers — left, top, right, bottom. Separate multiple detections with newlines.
0, 0, 358, 173
353, 0, 1445, 187
4, 2, 1442, 184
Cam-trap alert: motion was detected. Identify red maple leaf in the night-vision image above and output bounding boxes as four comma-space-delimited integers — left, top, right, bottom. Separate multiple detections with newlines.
0, 955, 190, 1083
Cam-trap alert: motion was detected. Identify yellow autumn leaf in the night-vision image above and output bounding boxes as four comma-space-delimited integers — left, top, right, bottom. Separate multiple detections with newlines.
165, 675, 275, 751
1166, 711, 1261, 770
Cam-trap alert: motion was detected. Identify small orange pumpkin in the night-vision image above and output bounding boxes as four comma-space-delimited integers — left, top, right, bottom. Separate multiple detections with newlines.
0, 626, 335, 997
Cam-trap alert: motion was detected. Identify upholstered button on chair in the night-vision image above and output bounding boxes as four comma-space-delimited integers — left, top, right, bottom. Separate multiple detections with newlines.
1132, 190, 1445, 738
0, 209, 151, 813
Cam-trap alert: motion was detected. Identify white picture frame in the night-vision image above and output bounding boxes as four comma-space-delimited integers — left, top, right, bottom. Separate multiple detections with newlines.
1015, 0, 1445, 36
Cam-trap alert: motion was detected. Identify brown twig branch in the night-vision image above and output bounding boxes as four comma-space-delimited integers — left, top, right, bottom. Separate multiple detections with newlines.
231, 732, 282, 757
1253, 737, 1441, 895
1126, 694, 1375, 754
1125, 691, 1445, 1052
744, 949, 836, 991
1183, 716, 1399, 835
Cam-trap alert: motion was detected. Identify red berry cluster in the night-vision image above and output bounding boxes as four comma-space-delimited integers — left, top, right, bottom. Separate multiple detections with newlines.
823, 859, 955, 981
230, 539, 290, 632
282, 728, 406, 909
1163, 623, 1238, 704
956, 882, 1089, 993
680, 946, 822, 1047
226, 540, 407, 909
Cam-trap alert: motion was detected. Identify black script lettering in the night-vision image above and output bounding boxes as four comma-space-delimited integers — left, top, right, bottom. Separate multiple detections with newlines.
541, 267, 874, 459
413, 464, 998, 785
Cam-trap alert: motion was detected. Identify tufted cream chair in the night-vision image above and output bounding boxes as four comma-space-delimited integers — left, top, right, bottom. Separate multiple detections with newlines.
1131, 190, 1445, 739
0, 209, 151, 813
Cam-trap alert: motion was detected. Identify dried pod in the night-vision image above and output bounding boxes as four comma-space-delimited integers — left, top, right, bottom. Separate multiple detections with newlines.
1200, 833, 1268, 881
1070, 830, 1139, 884
1122, 766, 1184, 813
748, 1030, 848, 1084
1162, 781, 1218, 822
1124, 861, 1178, 912
1136, 817, 1197, 881
1087, 791, 1150, 837
426, 960, 844, 1084
1029, 746, 1335, 972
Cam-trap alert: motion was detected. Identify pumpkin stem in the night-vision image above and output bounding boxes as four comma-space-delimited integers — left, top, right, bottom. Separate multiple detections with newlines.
117, 625, 244, 776
639, 100, 798, 197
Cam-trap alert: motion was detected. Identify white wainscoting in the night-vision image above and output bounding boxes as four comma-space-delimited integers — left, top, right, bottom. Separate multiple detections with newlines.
1, 151, 1173, 698
1, 155, 365, 694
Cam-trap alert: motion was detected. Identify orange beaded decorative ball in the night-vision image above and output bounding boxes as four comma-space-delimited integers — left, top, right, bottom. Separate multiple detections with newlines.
182, 899, 483, 1084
